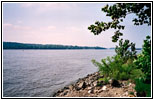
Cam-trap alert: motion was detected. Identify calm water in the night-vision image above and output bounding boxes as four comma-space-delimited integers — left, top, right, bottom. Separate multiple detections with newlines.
3, 50, 116, 97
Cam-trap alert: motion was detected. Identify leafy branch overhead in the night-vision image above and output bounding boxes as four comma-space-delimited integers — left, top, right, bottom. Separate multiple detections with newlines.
89, 3, 151, 97
88, 3, 151, 42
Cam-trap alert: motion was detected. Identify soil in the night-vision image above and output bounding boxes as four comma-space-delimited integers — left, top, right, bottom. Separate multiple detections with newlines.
53, 72, 136, 97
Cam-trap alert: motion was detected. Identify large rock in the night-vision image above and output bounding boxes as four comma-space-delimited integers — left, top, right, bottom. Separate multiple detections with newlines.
111, 79, 121, 87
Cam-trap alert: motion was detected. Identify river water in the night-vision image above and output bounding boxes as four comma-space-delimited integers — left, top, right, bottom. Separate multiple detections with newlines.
3, 50, 116, 97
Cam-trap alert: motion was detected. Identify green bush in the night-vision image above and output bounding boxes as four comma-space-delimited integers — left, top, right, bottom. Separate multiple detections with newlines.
98, 77, 110, 85
115, 39, 137, 61
134, 36, 151, 83
119, 72, 129, 80
92, 36, 151, 97
92, 55, 143, 81
135, 78, 151, 97
133, 36, 151, 97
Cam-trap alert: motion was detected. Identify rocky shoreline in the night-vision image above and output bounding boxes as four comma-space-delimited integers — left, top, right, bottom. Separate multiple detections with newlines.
53, 72, 137, 97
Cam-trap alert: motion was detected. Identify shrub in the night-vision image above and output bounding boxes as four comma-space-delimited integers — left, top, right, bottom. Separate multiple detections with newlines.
135, 78, 151, 97
134, 36, 151, 97
98, 77, 110, 85
92, 55, 143, 81
134, 36, 151, 83
115, 39, 137, 61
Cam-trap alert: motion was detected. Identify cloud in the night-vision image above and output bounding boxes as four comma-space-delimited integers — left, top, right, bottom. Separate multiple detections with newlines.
47, 25, 56, 30
20, 3, 77, 13
13, 25, 31, 30
68, 26, 81, 32
3, 23, 12, 27
3, 23, 31, 30
21, 3, 75, 8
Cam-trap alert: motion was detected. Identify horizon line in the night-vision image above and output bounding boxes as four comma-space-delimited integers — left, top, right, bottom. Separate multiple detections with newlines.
3, 41, 143, 49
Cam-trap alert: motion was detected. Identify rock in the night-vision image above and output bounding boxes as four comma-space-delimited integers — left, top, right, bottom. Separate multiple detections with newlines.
57, 90, 62, 94
115, 92, 118, 95
87, 87, 92, 90
64, 91, 69, 95
88, 90, 93, 94
68, 85, 73, 90
74, 85, 80, 91
54, 71, 137, 97
78, 81, 86, 89
93, 81, 98, 87
111, 79, 121, 87
109, 79, 113, 84
64, 87, 69, 89
128, 83, 132, 86
128, 94, 135, 97
102, 86, 107, 91
134, 92, 137, 97
98, 89, 103, 93
123, 89, 128, 92
123, 92, 128, 96
85, 79, 91, 86
94, 89, 99, 93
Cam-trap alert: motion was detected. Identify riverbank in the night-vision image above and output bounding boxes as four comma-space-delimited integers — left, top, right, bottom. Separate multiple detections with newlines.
53, 72, 136, 97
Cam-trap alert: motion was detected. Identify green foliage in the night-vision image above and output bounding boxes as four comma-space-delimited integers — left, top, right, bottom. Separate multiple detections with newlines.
134, 36, 151, 83
119, 72, 129, 80
129, 91, 135, 95
130, 69, 144, 81
135, 78, 151, 97
133, 36, 151, 97
88, 3, 151, 42
115, 39, 137, 61
101, 3, 151, 26
98, 77, 110, 84
97, 82, 103, 87
89, 3, 151, 97
92, 56, 143, 81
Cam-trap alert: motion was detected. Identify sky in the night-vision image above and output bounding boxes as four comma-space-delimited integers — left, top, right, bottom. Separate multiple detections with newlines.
3, 2, 151, 48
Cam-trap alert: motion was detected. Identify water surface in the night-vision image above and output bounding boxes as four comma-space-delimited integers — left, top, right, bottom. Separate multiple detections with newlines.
3, 50, 116, 97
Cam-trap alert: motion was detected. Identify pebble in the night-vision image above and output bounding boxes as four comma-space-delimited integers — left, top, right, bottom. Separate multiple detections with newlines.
128, 94, 135, 97
109, 79, 113, 84
115, 92, 118, 95
128, 83, 132, 86
63, 91, 68, 96
69, 85, 73, 90
87, 87, 92, 90
54, 72, 136, 97
88, 90, 93, 94
93, 81, 98, 87
123, 92, 128, 96
78, 82, 86, 89
102, 86, 107, 91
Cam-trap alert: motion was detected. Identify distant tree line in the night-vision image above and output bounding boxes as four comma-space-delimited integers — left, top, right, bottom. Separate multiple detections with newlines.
3, 42, 107, 50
